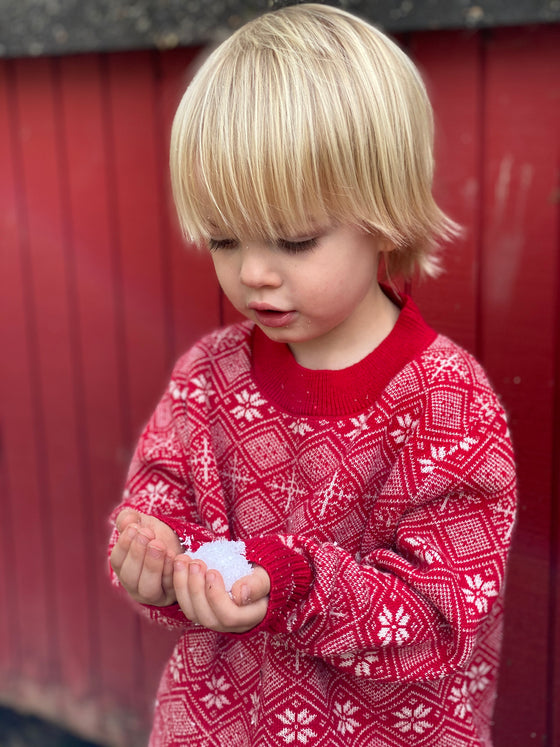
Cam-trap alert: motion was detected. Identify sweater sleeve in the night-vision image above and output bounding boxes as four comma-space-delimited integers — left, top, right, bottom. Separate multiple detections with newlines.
243, 405, 516, 682
108, 350, 226, 630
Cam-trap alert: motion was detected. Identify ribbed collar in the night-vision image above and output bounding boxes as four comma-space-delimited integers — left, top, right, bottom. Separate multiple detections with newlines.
251, 289, 436, 417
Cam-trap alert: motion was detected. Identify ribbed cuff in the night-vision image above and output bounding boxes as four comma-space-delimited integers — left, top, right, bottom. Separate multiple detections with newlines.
146, 602, 188, 627
244, 535, 313, 633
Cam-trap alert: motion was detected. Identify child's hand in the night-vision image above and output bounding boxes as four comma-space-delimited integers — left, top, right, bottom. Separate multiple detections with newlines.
173, 556, 270, 633
110, 509, 183, 607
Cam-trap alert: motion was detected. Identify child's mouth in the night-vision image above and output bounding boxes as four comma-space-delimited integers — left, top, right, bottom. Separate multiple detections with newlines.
252, 308, 297, 328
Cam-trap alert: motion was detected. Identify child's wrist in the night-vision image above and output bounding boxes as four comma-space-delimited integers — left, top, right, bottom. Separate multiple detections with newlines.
244, 536, 313, 631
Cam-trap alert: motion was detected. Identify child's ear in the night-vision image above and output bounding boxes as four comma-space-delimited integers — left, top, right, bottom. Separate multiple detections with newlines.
377, 236, 396, 254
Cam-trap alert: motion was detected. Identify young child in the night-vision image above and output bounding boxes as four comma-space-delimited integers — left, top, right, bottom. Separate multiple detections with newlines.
109, 4, 516, 745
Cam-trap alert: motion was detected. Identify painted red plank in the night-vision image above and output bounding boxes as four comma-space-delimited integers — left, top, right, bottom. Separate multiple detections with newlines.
55, 51, 152, 735
480, 26, 560, 746
0, 59, 62, 689
553, 208, 560, 747
104, 49, 185, 720
155, 47, 222, 359
104, 51, 174, 438
6, 54, 98, 700
0, 59, 27, 684
408, 30, 481, 354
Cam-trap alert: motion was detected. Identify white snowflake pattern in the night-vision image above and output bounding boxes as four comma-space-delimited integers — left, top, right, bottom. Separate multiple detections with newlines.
335, 701, 360, 736
337, 651, 380, 676
142, 429, 179, 459
318, 471, 347, 518
168, 649, 184, 683
473, 391, 501, 421
346, 415, 370, 440
231, 390, 266, 422
420, 436, 478, 474
189, 374, 215, 406
288, 420, 313, 436
389, 413, 419, 444
394, 704, 433, 734
378, 605, 410, 645
211, 517, 228, 536
277, 708, 318, 744
223, 453, 253, 503
449, 683, 472, 719
406, 536, 443, 565
138, 480, 169, 512
169, 380, 187, 401
467, 661, 492, 694
201, 675, 231, 710
193, 437, 214, 483
461, 573, 498, 613
249, 692, 260, 726
271, 468, 307, 513
354, 653, 380, 676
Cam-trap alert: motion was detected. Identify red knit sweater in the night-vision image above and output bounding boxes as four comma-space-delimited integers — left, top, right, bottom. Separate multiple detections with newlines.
109, 294, 516, 746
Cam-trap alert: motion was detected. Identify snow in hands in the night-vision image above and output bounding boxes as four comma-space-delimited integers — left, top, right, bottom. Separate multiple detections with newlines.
187, 539, 253, 592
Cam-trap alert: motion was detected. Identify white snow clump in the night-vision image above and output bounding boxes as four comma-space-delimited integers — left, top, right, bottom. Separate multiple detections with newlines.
188, 539, 253, 592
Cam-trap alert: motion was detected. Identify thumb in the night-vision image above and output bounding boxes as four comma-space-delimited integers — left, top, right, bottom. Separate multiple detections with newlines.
231, 565, 271, 606
115, 508, 141, 533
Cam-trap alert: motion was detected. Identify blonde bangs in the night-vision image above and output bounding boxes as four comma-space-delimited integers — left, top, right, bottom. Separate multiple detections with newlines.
171, 33, 345, 243
170, 3, 461, 277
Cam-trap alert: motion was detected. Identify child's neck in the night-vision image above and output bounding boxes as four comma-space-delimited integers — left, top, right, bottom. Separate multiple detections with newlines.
289, 284, 400, 371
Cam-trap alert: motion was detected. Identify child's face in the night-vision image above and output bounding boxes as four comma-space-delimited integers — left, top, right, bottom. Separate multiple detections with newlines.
209, 224, 392, 369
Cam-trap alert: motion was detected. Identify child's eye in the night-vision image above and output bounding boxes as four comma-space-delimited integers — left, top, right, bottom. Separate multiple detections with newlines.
276, 237, 319, 254
208, 238, 239, 252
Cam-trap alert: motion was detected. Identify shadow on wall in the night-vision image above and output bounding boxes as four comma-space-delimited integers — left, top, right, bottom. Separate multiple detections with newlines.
0, 706, 105, 747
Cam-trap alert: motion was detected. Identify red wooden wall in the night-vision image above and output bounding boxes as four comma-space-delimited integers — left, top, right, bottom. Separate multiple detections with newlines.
0, 25, 559, 746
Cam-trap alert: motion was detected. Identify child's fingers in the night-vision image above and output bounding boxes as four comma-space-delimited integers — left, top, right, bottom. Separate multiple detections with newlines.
173, 557, 199, 622
116, 525, 152, 593
206, 570, 270, 633
230, 565, 271, 606
162, 552, 176, 598
186, 562, 222, 628
173, 559, 269, 632
109, 523, 135, 575
115, 509, 143, 534
137, 540, 174, 605
205, 572, 269, 632
110, 523, 143, 580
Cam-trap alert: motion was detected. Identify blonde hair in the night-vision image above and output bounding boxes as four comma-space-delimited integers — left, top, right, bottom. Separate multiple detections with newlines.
170, 3, 459, 279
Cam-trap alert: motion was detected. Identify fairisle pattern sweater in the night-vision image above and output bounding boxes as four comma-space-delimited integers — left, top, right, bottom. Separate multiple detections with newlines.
109, 295, 516, 747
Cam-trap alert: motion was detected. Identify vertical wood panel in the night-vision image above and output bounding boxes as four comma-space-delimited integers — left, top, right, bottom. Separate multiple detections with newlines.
480, 26, 560, 746
0, 58, 26, 684
408, 30, 481, 354
105, 51, 172, 436
9, 54, 97, 699
155, 48, 222, 359
553, 185, 560, 747
1, 58, 63, 689
55, 52, 148, 738
102, 49, 173, 727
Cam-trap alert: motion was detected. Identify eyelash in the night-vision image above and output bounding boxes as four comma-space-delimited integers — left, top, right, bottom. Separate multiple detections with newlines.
208, 237, 319, 254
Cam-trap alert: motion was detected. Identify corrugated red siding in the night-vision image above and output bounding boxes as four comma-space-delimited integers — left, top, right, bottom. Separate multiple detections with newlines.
0, 25, 559, 746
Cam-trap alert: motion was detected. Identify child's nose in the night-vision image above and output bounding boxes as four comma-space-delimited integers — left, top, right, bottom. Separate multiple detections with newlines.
239, 244, 281, 288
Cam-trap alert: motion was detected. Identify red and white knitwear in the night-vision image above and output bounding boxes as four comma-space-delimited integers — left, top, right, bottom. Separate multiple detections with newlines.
109, 293, 517, 746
